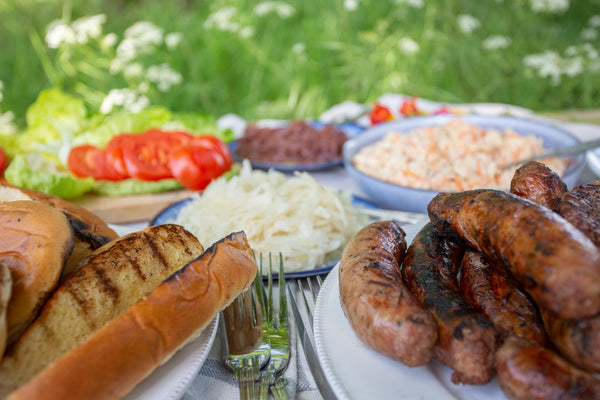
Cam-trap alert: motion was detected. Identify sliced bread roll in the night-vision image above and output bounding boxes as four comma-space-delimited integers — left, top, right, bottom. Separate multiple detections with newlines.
0, 200, 74, 344
8, 230, 257, 400
0, 183, 119, 276
0, 224, 204, 396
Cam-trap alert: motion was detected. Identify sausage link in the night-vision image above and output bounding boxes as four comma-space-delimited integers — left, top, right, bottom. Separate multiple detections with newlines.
402, 223, 498, 384
557, 181, 600, 248
510, 160, 567, 211
460, 250, 550, 347
496, 335, 600, 400
339, 220, 437, 367
428, 189, 600, 319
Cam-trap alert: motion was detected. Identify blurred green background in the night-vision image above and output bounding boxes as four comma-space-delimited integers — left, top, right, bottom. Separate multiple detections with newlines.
1, 0, 599, 129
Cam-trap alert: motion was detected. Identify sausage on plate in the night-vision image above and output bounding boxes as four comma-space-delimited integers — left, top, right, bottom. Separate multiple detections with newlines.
427, 189, 600, 320
460, 250, 550, 347
557, 181, 600, 248
509, 160, 567, 211
402, 223, 498, 385
339, 220, 437, 367
496, 335, 600, 400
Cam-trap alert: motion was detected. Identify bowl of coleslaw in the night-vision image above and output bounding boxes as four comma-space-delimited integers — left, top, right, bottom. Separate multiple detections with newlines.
343, 114, 585, 213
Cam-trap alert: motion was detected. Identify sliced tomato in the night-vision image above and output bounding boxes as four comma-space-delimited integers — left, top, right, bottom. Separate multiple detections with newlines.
0, 147, 6, 174
121, 130, 193, 181
68, 145, 124, 181
189, 135, 234, 165
168, 141, 233, 191
105, 134, 136, 178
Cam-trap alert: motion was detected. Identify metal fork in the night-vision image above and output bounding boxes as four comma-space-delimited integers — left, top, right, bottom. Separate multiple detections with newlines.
258, 253, 291, 400
222, 270, 271, 400
287, 275, 337, 400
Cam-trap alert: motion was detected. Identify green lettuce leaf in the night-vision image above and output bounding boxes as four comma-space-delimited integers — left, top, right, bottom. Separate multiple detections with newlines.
4, 153, 95, 198
93, 178, 182, 196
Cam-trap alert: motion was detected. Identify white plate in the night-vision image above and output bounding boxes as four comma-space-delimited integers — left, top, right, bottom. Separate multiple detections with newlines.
587, 149, 600, 177
125, 315, 218, 400
313, 221, 507, 400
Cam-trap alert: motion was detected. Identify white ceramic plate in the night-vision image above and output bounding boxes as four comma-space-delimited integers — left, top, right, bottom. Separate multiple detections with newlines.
124, 314, 218, 400
586, 149, 600, 177
313, 221, 508, 400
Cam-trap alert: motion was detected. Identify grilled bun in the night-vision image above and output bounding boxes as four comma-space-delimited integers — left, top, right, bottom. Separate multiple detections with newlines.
0, 200, 74, 344
0, 224, 204, 396
0, 184, 119, 276
8, 231, 257, 400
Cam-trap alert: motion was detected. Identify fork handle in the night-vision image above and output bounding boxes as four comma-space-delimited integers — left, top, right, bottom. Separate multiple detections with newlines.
258, 370, 271, 400
238, 367, 256, 400
272, 377, 290, 400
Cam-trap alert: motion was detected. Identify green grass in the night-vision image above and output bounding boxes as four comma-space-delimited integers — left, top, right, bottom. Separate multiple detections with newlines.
1, 0, 599, 129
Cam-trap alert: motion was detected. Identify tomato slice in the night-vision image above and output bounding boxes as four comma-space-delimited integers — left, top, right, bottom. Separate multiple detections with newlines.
68, 145, 124, 181
0, 147, 6, 174
169, 140, 233, 191
105, 134, 137, 179
121, 130, 193, 181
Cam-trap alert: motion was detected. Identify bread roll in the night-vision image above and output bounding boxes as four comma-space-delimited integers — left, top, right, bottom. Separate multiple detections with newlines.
8, 231, 257, 400
0, 184, 119, 276
0, 224, 203, 395
0, 200, 74, 344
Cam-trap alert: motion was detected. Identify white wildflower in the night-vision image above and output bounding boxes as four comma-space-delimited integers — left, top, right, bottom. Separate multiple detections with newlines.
482, 35, 512, 50
116, 21, 163, 63
253, 2, 296, 18
580, 28, 598, 41
45, 20, 76, 48
101, 33, 118, 48
589, 15, 600, 28
524, 51, 562, 85
71, 14, 106, 45
528, 0, 569, 14
395, 0, 424, 8
398, 37, 420, 55
204, 6, 241, 32
239, 26, 255, 38
563, 56, 584, 77
146, 63, 183, 92
292, 42, 306, 54
165, 32, 183, 50
344, 0, 359, 11
583, 43, 599, 60
0, 111, 17, 135
457, 14, 481, 34
123, 62, 144, 79
99, 88, 149, 114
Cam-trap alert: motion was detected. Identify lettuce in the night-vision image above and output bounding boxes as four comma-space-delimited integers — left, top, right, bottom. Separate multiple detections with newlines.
4, 154, 95, 199
93, 178, 182, 196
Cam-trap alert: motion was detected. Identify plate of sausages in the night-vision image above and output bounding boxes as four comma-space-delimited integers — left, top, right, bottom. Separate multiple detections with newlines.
317, 161, 600, 399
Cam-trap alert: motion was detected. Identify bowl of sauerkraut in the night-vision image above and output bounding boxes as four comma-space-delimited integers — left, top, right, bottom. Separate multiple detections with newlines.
343, 114, 584, 213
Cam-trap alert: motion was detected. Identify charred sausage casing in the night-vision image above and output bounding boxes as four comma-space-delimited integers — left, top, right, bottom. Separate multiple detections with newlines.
339, 220, 437, 367
496, 335, 600, 400
402, 223, 498, 385
427, 189, 600, 320
460, 250, 550, 347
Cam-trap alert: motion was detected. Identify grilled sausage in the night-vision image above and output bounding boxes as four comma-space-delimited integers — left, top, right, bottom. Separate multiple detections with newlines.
540, 309, 600, 374
510, 161, 568, 211
460, 250, 550, 347
428, 189, 600, 319
557, 181, 600, 248
496, 335, 600, 400
339, 220, 437, 367
402, 223, 498, 384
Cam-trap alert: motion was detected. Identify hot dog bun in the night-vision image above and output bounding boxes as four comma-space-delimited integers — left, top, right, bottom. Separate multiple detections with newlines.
0, 223, 203, 396
8, 230, 257, 400
0, 200, 74, 344
0, 183, 119, 276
